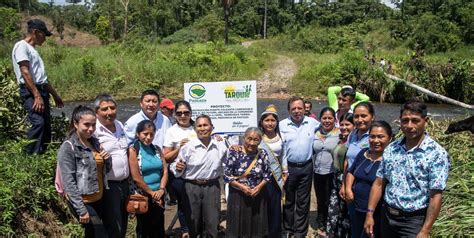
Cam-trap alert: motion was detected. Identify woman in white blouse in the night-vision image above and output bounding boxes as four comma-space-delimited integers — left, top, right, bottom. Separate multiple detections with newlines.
163, 100, 196, 238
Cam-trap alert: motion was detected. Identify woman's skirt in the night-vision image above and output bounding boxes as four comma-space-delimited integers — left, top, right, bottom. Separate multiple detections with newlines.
226, 186, 268, 237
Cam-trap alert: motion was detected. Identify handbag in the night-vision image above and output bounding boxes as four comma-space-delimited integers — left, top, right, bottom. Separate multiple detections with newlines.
125, 193, 149, 214
126, 177, 149, 214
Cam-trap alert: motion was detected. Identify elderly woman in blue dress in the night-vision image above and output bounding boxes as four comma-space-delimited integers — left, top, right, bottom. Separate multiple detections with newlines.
223, 127, 272, 238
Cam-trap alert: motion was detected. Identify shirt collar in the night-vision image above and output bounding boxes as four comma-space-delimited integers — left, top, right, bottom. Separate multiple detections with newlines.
192, 137, 217, 149
139, 110, 161, 121
398, 132, 432, 152
286, 116, 309, 127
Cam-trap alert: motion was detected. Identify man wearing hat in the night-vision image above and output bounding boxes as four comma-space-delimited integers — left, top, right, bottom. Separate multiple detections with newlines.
12, 19, 63, 154
160, 98, 176, 125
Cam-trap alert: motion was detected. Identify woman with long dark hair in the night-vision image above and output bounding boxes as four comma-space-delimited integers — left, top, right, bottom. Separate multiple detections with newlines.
162, 100, 195, 238
313, 107, 340, 237
258, 104, 288, 237
58, 105, 110, 237
326, 112, 354, 237
345, 121, 393, 238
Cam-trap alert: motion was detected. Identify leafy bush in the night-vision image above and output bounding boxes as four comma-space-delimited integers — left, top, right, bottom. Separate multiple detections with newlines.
409, 13, 462, 53
0, 7, 20, 42
426, 121, 474, 236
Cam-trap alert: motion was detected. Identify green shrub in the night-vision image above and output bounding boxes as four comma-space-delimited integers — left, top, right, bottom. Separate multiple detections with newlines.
0, 7, 20, 42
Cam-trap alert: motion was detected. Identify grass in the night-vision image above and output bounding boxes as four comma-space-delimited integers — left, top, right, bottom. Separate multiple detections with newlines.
36, 41, 271, 101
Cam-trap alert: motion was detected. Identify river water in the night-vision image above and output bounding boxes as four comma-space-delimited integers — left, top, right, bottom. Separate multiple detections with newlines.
54, 98, 472, 132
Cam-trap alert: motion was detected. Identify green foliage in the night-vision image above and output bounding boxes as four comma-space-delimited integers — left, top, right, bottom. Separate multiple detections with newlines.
0, 7, 20, 42
95, 15, 110, 44
162, 12, 225, 44
425, 120, 474, 236
409, 13, 462, 53
0, 61, 26, 144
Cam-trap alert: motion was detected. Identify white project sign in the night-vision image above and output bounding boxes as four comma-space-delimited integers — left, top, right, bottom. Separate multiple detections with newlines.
184, 80, 257, 134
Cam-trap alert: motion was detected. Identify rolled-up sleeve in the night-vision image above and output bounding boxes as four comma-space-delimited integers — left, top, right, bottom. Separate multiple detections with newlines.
57, 142, 87, 216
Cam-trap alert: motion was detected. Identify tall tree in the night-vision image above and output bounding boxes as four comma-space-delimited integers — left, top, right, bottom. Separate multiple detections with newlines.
222, 0, 237, 44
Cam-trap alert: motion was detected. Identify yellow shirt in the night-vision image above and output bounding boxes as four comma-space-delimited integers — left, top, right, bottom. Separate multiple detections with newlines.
82, 151, 104, 203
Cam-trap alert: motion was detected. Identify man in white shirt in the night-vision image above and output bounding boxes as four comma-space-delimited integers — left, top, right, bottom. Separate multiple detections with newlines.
171, 115, 227, 238
93, 94, 129, 238
124, 89, 171, 148
12, 19, 63, 154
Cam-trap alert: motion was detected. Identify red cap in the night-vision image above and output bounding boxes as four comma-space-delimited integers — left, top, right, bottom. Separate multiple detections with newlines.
160, 98, 175, 110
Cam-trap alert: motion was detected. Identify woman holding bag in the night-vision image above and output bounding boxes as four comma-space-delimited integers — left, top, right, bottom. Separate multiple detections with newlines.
128, 120, 168, 238
223, 127, 272, 238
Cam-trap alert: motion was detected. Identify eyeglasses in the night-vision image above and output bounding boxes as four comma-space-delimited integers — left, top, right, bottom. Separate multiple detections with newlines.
176, 111, 191, 117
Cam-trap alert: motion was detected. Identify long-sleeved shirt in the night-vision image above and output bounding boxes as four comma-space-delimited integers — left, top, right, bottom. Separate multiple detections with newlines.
170, 138, 227, 180
94, 119, 130, 181
313, 128, 340, 175
123, 110, 171, 148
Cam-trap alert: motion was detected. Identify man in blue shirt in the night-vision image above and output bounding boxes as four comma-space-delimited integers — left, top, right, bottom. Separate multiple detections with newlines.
280, 96, 320, 238
364, 101, 450, 238
124, 89, 171, 148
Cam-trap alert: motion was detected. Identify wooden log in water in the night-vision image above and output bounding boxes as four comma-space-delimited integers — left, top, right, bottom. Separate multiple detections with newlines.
385, 73, 474, 110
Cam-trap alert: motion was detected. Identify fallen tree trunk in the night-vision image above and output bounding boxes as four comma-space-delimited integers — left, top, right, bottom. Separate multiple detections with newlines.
385, 73, 474, 110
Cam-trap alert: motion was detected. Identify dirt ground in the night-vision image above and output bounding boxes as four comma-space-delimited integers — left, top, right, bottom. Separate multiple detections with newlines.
159, 186, 318, 238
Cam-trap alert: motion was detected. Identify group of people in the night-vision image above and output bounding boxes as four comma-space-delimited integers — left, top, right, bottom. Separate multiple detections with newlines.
14, 19, 451, 238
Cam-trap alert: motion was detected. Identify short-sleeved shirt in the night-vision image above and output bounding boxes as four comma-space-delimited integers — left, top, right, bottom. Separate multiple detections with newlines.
349, 148, 381, 212
313, 128, 340, 175
163, 124, 197, 149
376, 134, 450, 212
171, 138, 227, 180
123, 110, 171, 148
346, 129, 370, 169
12, 40, 48, 85
223, 149, 271, 189
280, 116, 320, 163
94, 119, 130, 181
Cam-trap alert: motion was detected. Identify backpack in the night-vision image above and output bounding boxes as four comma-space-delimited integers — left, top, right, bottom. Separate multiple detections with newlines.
55, 140, 74, 196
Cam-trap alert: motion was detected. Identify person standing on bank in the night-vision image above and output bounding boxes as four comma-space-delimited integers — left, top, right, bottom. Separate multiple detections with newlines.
163, 100, 197, 238
344, 102, 375, 234
12, 19, 63, 154
280, 96, 320, 238
124, 89, 171, 148
224, 127, 271, 237
58, 106, 110, 237
258, 104, 288, 238
345, 121, 393, 238
313, 107, 340, 237
364, 101, 450, 238
327, 85, 369, 126
326, 113, 354, 237
93, 94, 129, 238
171, 115, 227, 238
129, 120, 168, 237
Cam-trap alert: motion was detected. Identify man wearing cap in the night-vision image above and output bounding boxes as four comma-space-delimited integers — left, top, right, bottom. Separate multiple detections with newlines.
160, 98, 176, 125
12, 19, 63, 154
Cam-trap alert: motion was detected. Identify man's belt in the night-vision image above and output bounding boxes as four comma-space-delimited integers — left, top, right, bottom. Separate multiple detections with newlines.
384, 203, 427, 217
185, 178, 218, 185
20, 83, 48, 91
288, 160, 312, 167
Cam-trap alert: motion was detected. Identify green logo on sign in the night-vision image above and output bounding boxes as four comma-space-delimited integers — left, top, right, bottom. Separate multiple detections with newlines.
189, 84, 206, 99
